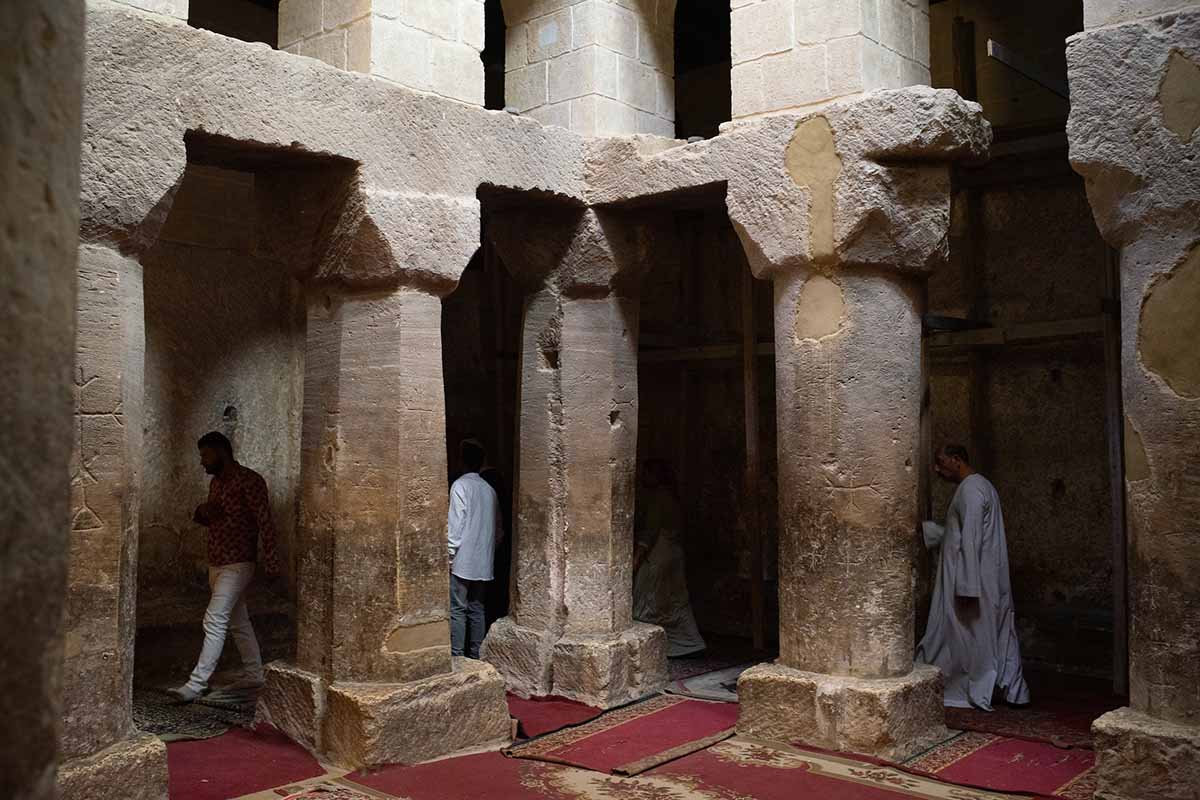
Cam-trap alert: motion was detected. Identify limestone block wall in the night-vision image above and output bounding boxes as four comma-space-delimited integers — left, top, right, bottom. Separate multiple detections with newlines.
503, 0, 676, 136
278, 0, 485, 105
731, 0, 930, 119
1, 1, 85, 797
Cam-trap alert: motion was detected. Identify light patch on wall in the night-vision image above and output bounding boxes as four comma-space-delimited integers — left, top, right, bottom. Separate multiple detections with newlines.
794, 274, 845, 341
1139, 246, 1200, 398
785, 116, 842, 264
1159, 50, 1200, 142
538, 19, 559, 48
385, 619, 449, 653
1124, 415, 1150, 483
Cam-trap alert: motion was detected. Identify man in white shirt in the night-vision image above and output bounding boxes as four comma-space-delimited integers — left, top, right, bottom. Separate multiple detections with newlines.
447, 440, 501, 658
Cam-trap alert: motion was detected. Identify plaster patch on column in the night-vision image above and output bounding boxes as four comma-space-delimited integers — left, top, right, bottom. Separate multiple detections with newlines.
1139, 247, 1200, 398
794, 274, 846, 341
1159, 50, 1200, 142
384, 620, 449, 653
1124, 416, 1150, 483
785, 116, 842, 264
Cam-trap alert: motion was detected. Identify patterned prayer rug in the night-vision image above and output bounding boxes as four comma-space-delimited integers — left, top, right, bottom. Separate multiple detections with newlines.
505, 694, 739, 775
133, 686, 254, 742
903, 731, 1097, 799
168, 726, 327, 800
665, 663, 754, 702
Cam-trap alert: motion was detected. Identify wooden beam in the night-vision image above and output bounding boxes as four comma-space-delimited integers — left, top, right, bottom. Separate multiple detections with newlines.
926, 315, 1106, 348
741, 265, 765, 651
986, 38, 1070, 99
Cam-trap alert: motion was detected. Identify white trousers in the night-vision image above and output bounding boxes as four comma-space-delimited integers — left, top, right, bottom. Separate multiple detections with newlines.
185, 562, 263, 692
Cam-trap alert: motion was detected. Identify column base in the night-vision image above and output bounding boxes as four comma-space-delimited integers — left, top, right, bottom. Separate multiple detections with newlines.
58, 732, 168, 800
1093, 707, 1200, 800
483, 618, 668, 708
736, 663, 946, 761
480, 617, 556, 698
257, 657, 511, 769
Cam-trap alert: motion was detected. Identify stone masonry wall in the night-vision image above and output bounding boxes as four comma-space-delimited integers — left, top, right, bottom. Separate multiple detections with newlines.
731, 0, 930, 119
503, 0, 676, 136
279, 0, 485, 105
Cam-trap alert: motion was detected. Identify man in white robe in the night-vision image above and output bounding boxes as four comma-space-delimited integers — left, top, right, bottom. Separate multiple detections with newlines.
916, 445, 1030, 710
633, 460, 706, 658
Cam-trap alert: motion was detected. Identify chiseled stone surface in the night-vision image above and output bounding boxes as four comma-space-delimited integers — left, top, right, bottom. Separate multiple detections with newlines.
1, 1, 84, 798
1067, 11, 1200, 797
737, 663, 946, 762
1068, 7, 1200, 726
323, 658, 511, 769
57, 732, 168, 800
257, 661, 327, 753
1093, 707, 1200, 800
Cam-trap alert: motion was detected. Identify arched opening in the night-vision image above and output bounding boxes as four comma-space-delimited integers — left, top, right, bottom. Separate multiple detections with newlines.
925, 0, 1125, 711
674, 0, 731, 139
441, 217, 522, 637
636, 199, 776, 688
188, 0, 279, 46
482, 0, 507, 110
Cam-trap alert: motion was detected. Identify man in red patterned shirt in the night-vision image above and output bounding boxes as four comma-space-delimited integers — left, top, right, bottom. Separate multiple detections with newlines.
170, 431, 280, 703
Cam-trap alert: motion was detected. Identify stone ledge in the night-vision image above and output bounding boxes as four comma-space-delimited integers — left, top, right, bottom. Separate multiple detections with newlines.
58, 731, 168, 800
736, 663, 946, 761
1093, 706, 1200, 800
322, 657, 511, 769
257, 660, 327, 753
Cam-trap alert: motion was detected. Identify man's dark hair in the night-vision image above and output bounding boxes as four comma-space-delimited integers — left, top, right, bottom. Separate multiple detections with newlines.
461, 440, 485, 473
198, 431, 234, 457
942, 444, 969, 464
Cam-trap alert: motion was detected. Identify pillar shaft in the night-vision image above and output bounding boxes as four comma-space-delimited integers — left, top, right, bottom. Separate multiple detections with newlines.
483, 208, 667, 707
773, 268, 921, 678
59, 245, 168, 800
263, 284, 510, 768
1065, 8, 1200, 798
3, 1, 85, 796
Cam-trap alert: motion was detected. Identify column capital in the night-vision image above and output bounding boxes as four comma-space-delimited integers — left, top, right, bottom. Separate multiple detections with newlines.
725, 87, 989, 280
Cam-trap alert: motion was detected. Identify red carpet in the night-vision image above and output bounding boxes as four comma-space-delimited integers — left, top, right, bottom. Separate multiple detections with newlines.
506, 694, 739, 774
905, 731, 1097, 799
166, 725, 326, 800
341, 737, 1018, 799
506, 693, 601, 739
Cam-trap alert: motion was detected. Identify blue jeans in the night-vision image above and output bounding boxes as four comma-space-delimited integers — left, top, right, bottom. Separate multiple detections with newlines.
450, 574, 487, 658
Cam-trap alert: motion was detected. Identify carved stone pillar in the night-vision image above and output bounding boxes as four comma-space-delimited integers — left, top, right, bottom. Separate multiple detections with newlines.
1067, 8, 1200, 798
482, 206, 669, 708
257, 191, 512, 768
728, 88, 989, 760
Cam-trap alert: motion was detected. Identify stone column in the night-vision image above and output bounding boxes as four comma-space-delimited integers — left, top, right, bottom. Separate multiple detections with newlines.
502, 0, 676, 136
259, 282, 511, 768
728, 90, 989, 760
57, 245, 169, 800
482, 207, 669, 708
1, 1, 85, 797
1067, 6, 1200, 798
278, 0, 485, 105
731, 0, 930, 119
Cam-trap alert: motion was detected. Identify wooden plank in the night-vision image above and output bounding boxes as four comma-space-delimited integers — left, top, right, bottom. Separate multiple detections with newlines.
1102, 246, 1129, 696
742, 265, 765, 651
986, 38, 1070, 99
927, 315, 1106, 348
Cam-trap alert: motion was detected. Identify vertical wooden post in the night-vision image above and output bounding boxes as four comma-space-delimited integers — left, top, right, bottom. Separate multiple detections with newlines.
1102, 246, 1128, 696
742, 264, 765, 650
